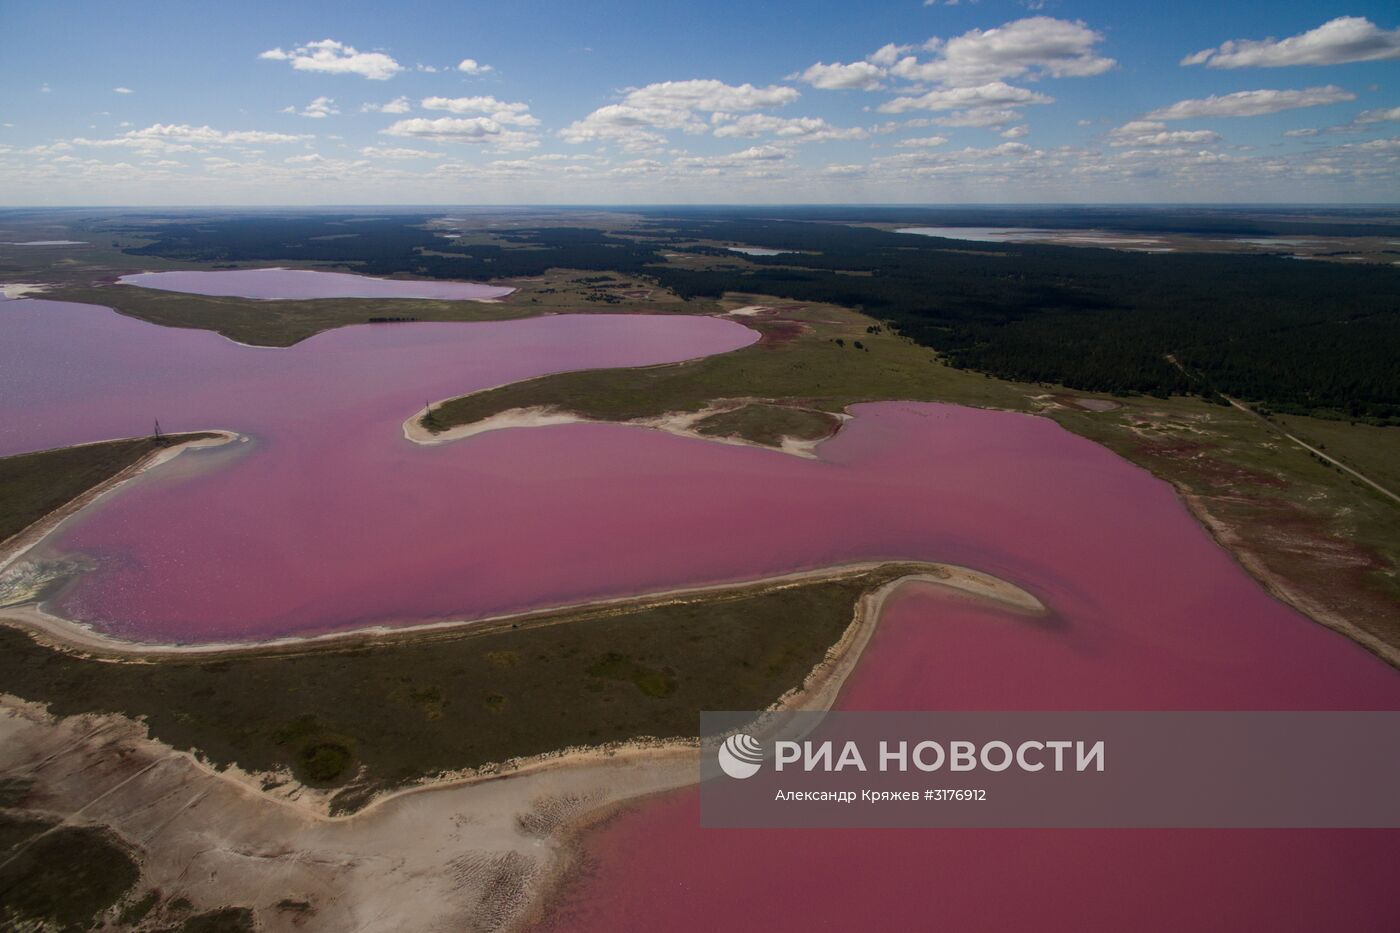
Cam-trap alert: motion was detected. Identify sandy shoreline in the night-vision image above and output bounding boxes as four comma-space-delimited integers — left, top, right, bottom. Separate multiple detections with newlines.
0, 557, 1036, 658
0, 564, 1042, 931
404, 395, 842, 459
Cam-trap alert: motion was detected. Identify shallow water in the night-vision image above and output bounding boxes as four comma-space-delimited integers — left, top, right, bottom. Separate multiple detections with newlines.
118, 268, 514, 301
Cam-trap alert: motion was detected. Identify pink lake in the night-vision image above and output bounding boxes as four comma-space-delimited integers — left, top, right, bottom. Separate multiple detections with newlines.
2, 292, 1398, 929
118, 268, 514, 301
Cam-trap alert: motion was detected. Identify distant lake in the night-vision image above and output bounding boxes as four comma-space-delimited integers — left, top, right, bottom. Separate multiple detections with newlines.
726, 246, 791, 256
119, 268, 514, 301
895, 227, 1166, 249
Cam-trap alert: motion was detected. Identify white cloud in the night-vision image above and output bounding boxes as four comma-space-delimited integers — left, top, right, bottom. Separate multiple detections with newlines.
868, 43, 912, 67
259, 39, 402, 80
362, 97, 412, 114
457, 58, 493, 74
1001, 124, 1029, 139
284, 96, 339, 119
624, 79, 799, 112
560, 106, 687, 150
796, 61, 885, 90
892, 16, 1114, 86
1108, 120, 1221, 146
798, 17, 1110, 105
895, 135, 950, 148
1146, 86, 1354, 120
878, 81, 1052, 113
380, 116, 537, 150
933, 108, 1020, 127
1355, 106, 1400, 125
359, 146, 443, 160
563, 79, 799, 150
712, 114, 867, 141
421, 95, 538, 126
670, 145, 794, 176
1182, 17, 1400, 69
113, 87, 133, 95
69, 123, 310, 153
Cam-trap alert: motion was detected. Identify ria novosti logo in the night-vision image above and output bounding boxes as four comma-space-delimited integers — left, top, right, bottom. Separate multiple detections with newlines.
717, 733, 764, 779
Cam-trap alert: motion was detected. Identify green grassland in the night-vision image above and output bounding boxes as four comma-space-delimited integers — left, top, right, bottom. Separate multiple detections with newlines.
694, 403, 841, 446
1270, 413, 1400, 495
44, 283, 540, 347
0, 565, 915, 812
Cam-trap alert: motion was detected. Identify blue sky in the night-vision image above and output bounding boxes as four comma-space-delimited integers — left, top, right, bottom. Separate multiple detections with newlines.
2, 0, 1398, 204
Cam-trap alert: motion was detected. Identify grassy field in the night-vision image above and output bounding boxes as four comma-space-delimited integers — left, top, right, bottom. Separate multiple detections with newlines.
0, 566, 912, 812
1270, 413, 1400, 496
0, 434, 217, 545
45, 283, 538, 347
694, 403, 841, 446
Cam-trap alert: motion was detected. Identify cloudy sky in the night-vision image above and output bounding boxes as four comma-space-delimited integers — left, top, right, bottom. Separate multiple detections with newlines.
2, 0, 1398, 204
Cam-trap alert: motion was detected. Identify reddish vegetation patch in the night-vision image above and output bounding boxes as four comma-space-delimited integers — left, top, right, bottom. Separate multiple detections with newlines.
1051, 394, 1121, 413
755, 320, 806, 348
1142, 440, 1289, 489
1124, 432, 1398, 655
1213, 493, 1397, 648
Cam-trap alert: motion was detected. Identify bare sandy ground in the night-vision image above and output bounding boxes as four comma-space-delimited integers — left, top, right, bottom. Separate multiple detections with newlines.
0, 564, 1042, 931
0, 282, 50, 300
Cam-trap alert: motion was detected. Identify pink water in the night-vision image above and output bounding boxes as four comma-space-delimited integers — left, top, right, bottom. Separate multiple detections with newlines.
543, 588, 1400, 932
118, 268, 514, 301
4, 295, 1398, 928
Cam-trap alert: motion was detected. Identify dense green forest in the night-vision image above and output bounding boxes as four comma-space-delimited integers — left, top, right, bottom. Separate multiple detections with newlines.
115, 210, 1400, 422
121, 215, 663, 279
